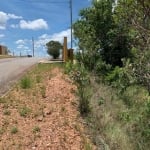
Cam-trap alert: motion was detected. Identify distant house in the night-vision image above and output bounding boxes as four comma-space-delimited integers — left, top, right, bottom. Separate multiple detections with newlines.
0, 45, 7, 55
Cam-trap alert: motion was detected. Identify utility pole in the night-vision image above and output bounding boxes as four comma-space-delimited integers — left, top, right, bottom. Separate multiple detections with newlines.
69, 0, 73, 49
32, 37, 34, 57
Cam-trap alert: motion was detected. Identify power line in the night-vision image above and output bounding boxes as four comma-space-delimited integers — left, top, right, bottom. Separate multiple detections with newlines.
32, 37, 35, 57
12, 0, 74, 50
16, 0, 73, 49
69, 0, 73, 49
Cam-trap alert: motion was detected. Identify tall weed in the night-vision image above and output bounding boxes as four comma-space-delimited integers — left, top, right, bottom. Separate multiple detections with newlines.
65, 62, 91, 115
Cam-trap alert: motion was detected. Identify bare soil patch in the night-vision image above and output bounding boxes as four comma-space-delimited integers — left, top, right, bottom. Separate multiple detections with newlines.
0, 64, 94, 149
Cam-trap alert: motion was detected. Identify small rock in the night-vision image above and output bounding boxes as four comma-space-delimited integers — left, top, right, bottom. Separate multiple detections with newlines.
44, 108, 52, 115
46, 143, 51, 147
64, 95, 70, 99
37, 115, 43, 122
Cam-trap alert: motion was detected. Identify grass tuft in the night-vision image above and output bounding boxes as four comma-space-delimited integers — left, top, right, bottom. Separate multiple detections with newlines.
20, 76, 32, 89
3, 109, 11, 115
19, 106, 32, 117
10, 126, 18, 134
32, 126, 41, 133
40, 86, 46, 98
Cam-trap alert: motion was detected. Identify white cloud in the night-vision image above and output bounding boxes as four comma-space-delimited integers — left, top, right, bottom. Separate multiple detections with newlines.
39, 34, 49, 39
15, 39, 26, 45
39, 29, 71, 43
10, 24, 19, 28
17, 44, 30, 50
7, 14, 22, 19
50, 29, 71, 43
15, 39, 30, 52
20, 19, 48, 30
17, 44, 25, 49
0, 34, 5, 38
0, 11, 22, 30
16, 44, 31, 56
35, 29, 71, 49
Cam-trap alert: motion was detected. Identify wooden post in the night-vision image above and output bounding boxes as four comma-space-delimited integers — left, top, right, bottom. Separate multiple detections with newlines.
63, 37, 68, 62
68, 48, 74, 62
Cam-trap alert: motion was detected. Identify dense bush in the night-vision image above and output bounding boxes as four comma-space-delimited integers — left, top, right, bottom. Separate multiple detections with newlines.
133, 95, 150, 149
72, 0, 150, 149
105, 65, 132, 95
130, 51, 150, 93
94, 59, 112, 76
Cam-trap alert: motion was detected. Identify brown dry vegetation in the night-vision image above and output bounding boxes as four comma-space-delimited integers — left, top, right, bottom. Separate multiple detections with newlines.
0, 64, 94, 150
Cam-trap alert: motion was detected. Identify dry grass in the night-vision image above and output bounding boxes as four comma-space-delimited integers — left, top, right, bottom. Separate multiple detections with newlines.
86, 76, 149, 150
0, 64, 95, 149
86, 80, 134, 149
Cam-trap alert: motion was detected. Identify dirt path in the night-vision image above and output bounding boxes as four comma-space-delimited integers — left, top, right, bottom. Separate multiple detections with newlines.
0, 66, 93, 149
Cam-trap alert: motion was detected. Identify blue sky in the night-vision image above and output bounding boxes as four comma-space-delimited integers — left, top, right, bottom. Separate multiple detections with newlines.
0, 0, 91, 56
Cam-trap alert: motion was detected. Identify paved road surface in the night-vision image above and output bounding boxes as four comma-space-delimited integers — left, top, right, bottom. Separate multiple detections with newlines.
0, 57, 43, 96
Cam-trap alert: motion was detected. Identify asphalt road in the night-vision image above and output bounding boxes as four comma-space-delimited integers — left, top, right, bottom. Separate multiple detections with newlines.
0, 57, 43, 96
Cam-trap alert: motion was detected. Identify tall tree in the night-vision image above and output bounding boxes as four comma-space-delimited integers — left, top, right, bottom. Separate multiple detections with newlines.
114, 0, 150, 92
73, 0, 132, 68
46, 41, 62, 59
114, 0, 150, 52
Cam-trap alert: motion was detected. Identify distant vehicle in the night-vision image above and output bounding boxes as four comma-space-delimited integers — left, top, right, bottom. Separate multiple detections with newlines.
27, 55, 32, 57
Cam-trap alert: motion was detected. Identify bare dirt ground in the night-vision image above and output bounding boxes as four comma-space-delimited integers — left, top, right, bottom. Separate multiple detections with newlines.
0, 66, 94, 149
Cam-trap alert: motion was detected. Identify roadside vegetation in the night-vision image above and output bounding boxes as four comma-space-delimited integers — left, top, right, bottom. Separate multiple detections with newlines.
64, 0, 150, 150
0, 63, 94, 149
0, 0, 149, 149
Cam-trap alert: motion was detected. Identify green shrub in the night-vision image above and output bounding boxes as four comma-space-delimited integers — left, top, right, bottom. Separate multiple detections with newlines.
3, 109, 11, 115
0, 98, 6, 104
127, 95, 150, 148
0, 127, 5, 135
19, 106, 32, 117
32, 126, 40, 133
77, 86, 91, 115
118, 111, 131, 122
75, 52, 94, 71
105, 66, 132, 94
145, 97, 150, 115
95, 59, 112, 76
40, 86, 46, 98
36, 75, 42, 83
98, 97, 105, 106
64, 61, 73, 74
130, 51, 150, 93
69, 63, 91, 115
11, 127, 18, 134
20, 76, 32, 89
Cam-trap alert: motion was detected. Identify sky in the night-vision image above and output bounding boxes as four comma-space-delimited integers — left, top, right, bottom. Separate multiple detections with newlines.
0, 0, 91, 57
